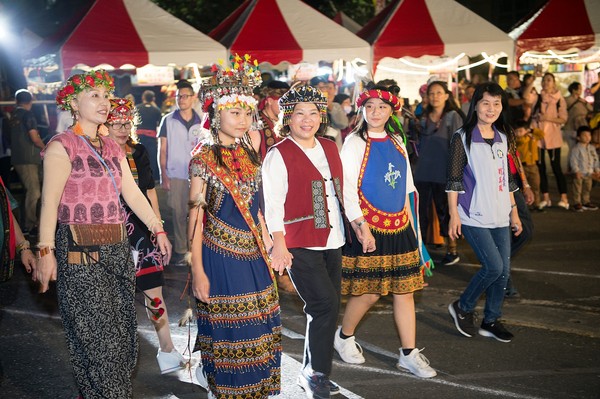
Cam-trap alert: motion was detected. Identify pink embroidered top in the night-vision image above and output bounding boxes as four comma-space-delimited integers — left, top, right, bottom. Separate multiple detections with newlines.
48, 131, 125, 224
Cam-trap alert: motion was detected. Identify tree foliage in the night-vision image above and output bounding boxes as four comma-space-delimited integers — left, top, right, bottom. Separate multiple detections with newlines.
150, 0, 388, 33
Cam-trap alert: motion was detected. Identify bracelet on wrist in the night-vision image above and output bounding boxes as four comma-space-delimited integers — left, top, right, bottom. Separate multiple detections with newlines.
355, 219, 367, 228
511, 203, 517, 209
38, 246, 54, 258
155, 231, 167, 236
16, 240, 31, 254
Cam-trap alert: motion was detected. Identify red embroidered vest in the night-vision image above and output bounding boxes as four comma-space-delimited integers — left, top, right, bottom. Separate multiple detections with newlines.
275, 137, 344, 248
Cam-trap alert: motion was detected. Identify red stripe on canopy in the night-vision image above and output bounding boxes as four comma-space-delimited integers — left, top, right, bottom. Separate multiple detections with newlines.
515, 0, 595, 56
61, 0, 148, 74
214, 0, 302, 65
361, 0, 444, 68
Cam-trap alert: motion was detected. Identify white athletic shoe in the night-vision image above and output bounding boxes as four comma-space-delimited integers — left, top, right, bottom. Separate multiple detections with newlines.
333, 326, 365, 364
396, 348, 437, 378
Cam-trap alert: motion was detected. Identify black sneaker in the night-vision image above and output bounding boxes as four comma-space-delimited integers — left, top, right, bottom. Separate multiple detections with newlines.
582, 203, 598, 211
572, 203, 583, 212
479, 320, 514, 343
504, 290, 521, 299
329, 380, 340, 395
442, 252, 460, 266
297, 372, 330, 399
448, 300, 477, 337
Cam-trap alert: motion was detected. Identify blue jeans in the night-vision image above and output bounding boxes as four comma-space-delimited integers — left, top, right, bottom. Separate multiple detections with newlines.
459, 225, 511, 323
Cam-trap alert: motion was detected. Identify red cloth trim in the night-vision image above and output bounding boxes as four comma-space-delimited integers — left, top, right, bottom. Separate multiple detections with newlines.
0, 177, 16, 260
508, 153, 518, 175
136, 129, 157, 138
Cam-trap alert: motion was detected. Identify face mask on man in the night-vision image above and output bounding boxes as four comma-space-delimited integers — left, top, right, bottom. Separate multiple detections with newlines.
343, 105, 353, 114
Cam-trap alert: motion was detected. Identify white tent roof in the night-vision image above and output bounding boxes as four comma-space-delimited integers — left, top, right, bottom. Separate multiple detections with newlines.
124, 0, 226, 66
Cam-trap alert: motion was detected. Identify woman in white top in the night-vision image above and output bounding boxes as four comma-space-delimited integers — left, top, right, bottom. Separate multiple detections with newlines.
334, 84, 436, 379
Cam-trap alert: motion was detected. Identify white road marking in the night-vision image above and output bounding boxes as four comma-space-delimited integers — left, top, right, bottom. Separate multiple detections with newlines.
460, 262, 600, 279
0, 307, 575, 398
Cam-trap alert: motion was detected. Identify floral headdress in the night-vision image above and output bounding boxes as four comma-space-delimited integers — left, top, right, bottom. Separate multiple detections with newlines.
56, 70, 115, 112
199, 54, 262, 140
278, 84, 328, 127
356, 88, 402, 111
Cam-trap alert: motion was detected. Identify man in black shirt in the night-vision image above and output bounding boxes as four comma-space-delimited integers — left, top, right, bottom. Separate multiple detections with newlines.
136, 90, 162, 181
10, 89, 45, 235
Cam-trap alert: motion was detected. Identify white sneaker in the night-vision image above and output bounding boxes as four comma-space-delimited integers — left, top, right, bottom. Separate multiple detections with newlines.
195, 364, 208, 390
396, 348, 437, 378
156, 349, 185, 374
333, 326, 365, 364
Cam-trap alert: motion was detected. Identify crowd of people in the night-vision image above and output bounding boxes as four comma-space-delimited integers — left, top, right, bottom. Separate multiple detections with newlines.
1, 60, 599, 399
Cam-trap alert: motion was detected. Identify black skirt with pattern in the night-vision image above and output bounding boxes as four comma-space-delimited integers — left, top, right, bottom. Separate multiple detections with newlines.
55, 223, 137, 399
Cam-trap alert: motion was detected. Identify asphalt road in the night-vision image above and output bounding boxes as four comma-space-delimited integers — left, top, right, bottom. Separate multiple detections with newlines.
1, 183, 599, 399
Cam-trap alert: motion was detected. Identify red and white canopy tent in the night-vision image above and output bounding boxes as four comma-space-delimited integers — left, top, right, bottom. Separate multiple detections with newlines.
26, 0, 227, 82
359, 0, 513, 100
509, 0, 600, 66
209, 0, 370, 80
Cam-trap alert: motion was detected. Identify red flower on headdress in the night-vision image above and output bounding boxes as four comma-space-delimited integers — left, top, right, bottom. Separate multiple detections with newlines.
64, 85, 75, 95
95, 70, 103, 79
85, 75, 95, 86
71, 75, 82, 85
211, 64, 218, 72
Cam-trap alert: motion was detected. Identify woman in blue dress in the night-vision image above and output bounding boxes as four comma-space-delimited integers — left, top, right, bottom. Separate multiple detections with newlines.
334, 84, 436, 379
188, 55, 281, 399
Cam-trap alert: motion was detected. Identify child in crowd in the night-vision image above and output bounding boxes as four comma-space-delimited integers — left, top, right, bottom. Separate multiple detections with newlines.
513, 119, 544, 210
569, 126, 600, 212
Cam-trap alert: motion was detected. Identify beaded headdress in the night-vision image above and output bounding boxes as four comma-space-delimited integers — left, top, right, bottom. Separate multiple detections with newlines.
199, 54, 262, 140
278, 84, 328, 126
56, 70, 114, 112
356, 88, 402, 111
107, 98, 135, 123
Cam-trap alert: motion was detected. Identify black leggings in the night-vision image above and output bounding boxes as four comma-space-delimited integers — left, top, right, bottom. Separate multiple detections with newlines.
538, 148, 567, 195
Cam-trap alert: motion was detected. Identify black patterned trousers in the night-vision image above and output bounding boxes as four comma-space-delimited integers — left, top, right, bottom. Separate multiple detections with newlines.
55, 224, 137, 399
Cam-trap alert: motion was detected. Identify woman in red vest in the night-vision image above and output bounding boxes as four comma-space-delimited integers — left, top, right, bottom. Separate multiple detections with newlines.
334, 84, 436, 379
263, 84, 375, 399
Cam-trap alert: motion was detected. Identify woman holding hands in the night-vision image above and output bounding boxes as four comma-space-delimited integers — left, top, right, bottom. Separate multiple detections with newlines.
36, 70, 171, 398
